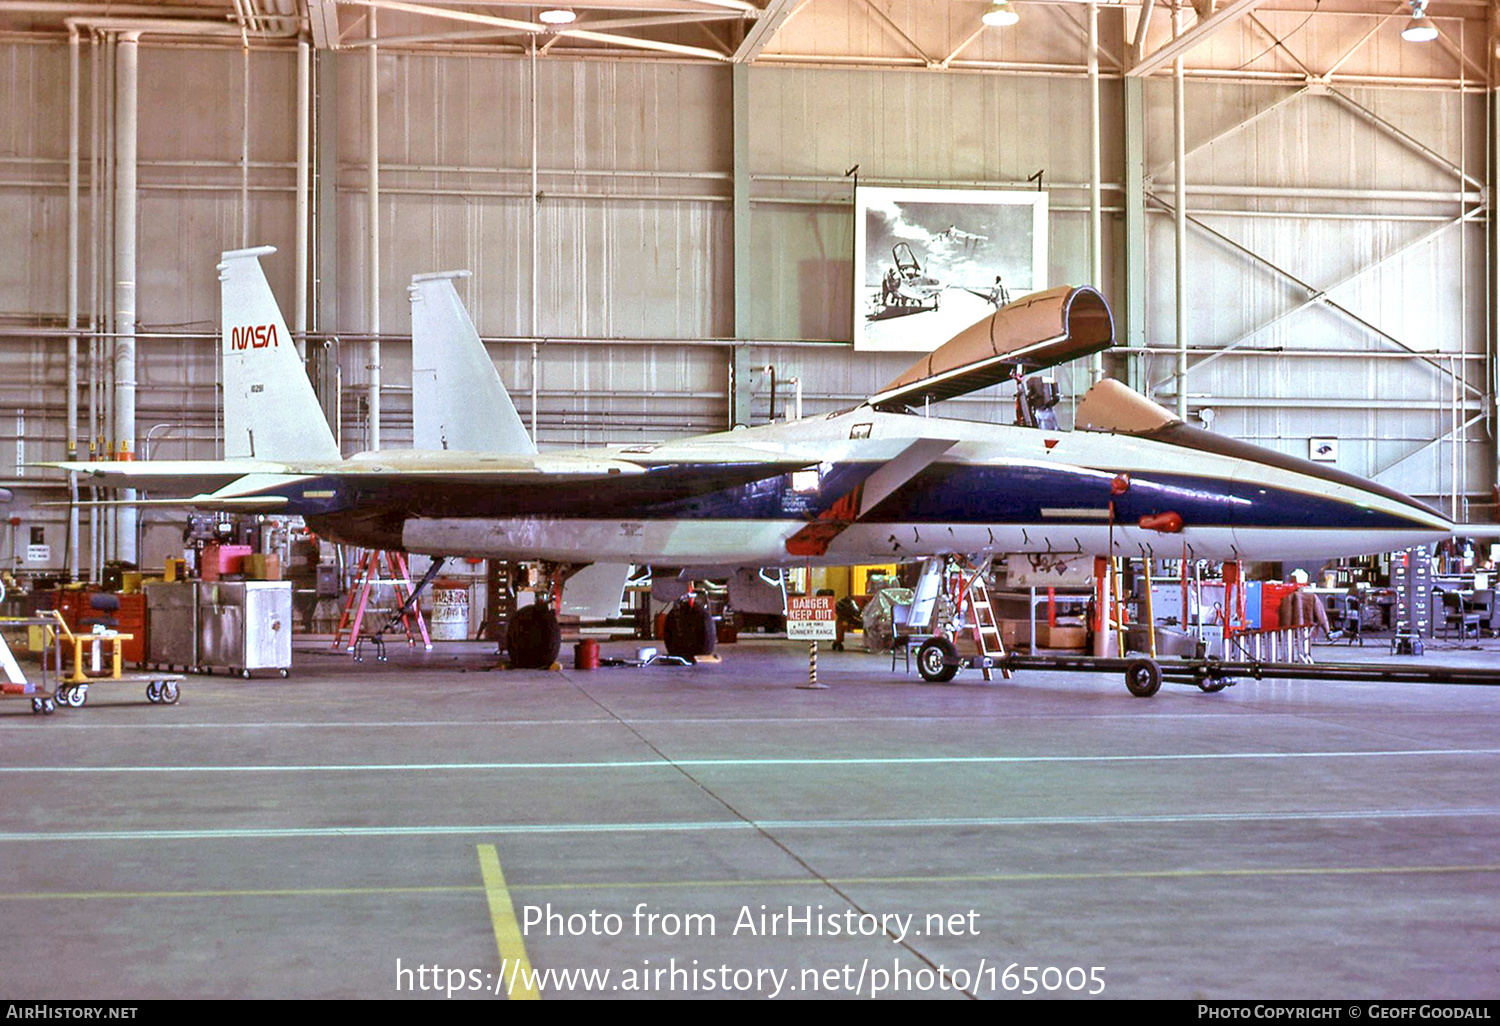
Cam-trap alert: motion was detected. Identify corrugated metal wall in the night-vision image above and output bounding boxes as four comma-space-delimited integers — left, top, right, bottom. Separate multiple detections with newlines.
0, 15, 1492, 568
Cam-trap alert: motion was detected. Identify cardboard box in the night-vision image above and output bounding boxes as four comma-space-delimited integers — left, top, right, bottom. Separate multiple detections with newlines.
1036, 624, 1088, 650
998, 618, 1032, 650
244, 553, 283, 581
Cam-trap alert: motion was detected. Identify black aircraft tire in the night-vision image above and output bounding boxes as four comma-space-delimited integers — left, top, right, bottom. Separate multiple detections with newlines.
1124, 657, 1163, 698
508, 604, 562, 669
916, 637, 960, 684
664, 602, 716, 658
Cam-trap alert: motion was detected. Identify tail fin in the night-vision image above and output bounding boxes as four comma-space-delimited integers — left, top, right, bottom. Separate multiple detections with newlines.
409, 271, 536, 454
219, 247, 341, 462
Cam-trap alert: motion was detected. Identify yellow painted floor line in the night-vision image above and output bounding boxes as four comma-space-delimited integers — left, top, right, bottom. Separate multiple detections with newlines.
477, 844, 540, 1001
3, 862, 1499, 904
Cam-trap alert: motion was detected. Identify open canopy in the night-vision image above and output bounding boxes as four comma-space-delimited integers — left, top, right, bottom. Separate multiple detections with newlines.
869, 285, 1115, 409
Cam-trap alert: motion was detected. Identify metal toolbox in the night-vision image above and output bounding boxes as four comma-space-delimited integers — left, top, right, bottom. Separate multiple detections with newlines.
145, 581, 200, 671
197, 581, 292, 679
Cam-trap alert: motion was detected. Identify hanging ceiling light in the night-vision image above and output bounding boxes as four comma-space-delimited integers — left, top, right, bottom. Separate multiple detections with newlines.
1400, 0, 1437, 42
538, 8, 577, 25
981, 1, 1019, 27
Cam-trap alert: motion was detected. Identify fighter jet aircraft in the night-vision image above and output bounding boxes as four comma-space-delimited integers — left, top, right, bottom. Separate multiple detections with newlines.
936, 225, 988, 247
52, 247, 1453, 666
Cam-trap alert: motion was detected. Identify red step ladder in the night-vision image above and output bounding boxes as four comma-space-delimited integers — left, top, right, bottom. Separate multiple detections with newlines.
332, 550, 433, 653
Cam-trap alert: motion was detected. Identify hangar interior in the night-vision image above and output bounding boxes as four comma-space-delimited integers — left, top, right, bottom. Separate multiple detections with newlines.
1, 0, 1499, 1003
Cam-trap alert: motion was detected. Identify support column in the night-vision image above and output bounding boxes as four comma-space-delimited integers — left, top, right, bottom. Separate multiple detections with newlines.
529, 40, 539, 442
730, 62, 753, 428
1491, 87, 1500, 513
1123, 77, 1147, 393
367, 12, 381, 452
1173, 6, 1188, 421
1087, 1, 1104, 384
294, 39, 310, 359
67, 27, 80, 581
314, 48, 340, 446
113, 30, 139, 565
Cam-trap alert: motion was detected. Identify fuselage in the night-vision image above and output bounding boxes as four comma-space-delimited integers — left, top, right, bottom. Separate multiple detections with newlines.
290, 406, 1450, 566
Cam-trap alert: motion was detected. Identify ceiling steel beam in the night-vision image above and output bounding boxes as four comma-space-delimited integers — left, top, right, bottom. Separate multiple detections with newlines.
733, 0, 805, 62
1127, 0, 1267, 76
335, 0, 541, 34
307, 0, 340, 48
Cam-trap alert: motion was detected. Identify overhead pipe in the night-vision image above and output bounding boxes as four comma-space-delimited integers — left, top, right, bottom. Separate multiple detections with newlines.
229, 0, 251, 243
62, 17, 246, 38
294, 39, 310, 357
103, 32, 115, 562
1087, 1, 1103, 384
1173, 2, 1188, 420
87, 28, 99, 582
114, 29, 140, 564
61, 15, 245, 566
66, 26, 80, 581
531, 38, 540, 442
368, 9, 382, 451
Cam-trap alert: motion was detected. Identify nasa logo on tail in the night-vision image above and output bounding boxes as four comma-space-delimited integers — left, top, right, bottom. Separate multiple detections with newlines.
229, 324, 279, 351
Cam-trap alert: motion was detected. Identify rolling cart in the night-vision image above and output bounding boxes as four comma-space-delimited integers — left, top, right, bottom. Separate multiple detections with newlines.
47, 612, 184, 708
0, 616, 65, 715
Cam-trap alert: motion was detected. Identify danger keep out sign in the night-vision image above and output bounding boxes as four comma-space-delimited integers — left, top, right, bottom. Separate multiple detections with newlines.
786, 595, 836, 641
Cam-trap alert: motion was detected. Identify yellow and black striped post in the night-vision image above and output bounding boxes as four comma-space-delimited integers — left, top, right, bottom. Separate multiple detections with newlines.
798, 639, 828, 690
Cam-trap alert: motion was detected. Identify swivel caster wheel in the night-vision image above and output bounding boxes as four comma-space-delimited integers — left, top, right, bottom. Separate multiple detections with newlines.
61, 686, 87, 708
160, 682, 180, 705
145, 681, 162, 704
278, 669, 289, 679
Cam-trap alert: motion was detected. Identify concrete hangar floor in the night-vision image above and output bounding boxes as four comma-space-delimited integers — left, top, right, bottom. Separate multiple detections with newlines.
1, 636, 1497, 1001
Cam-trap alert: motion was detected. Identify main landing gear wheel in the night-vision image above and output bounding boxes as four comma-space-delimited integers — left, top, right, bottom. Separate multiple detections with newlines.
1124, 658, 1163, 698
916, 637, 960, 684
663, 601, 716, 659
507, 604, 562, 669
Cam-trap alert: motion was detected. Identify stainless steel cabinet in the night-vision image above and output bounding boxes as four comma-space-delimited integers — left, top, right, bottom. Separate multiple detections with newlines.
197, 581, 293, 679
145, 582, 200, 670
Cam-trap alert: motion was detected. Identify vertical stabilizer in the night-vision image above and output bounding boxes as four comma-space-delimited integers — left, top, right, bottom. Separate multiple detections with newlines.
410, 271, 536, 454
219, 247, 340, 462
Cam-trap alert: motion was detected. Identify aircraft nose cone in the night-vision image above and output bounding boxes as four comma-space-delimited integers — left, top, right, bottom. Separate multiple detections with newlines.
1145, 421, 1453, 558
1230, 450, 1453, 558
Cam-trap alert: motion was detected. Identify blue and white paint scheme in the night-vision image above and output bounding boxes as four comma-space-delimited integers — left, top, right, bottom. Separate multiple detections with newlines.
52, 248, 1452, 569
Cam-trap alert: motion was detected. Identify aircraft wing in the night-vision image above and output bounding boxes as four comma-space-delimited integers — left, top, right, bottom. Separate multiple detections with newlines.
44, 458, 294, 494
41, 446, 822, 516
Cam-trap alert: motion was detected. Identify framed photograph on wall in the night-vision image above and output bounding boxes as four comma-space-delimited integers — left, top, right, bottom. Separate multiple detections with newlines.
853, 186, 1048, 352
